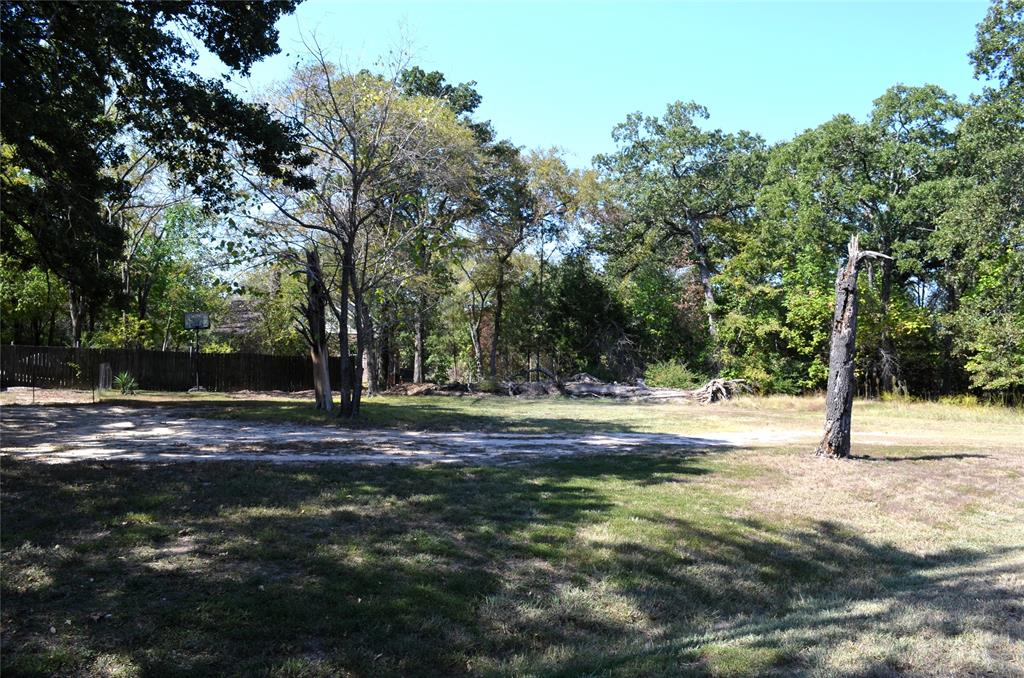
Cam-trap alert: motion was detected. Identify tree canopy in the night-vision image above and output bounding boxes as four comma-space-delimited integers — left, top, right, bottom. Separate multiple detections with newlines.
1, 0, 1021, 403
0, 0, 308, 297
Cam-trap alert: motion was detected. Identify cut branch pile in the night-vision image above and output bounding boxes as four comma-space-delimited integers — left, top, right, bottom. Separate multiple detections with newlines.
384, 376, 753, 403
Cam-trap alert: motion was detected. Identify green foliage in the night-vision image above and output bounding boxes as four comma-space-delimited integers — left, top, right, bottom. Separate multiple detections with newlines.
0, 252, 68, 345
202, 340, 236, 355
644, 360, 704, 389
938, 393, 981, 407
539, 253, 637, 380
90, 314, 155, 350
113, 371, 138, 395
0, 1, 307, 301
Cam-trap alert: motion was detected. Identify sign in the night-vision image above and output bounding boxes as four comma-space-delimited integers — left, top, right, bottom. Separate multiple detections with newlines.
183, 312, 210, 330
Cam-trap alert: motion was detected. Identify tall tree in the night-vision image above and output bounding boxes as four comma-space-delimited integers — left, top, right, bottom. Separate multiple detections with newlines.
396, 68, 483, 383
933, 0, 1024, 392
758, 87, 962, 393
462, 141, 536, 379
595, 103, 766, 359
1, 0, 309, 309
244, 55, 475, 415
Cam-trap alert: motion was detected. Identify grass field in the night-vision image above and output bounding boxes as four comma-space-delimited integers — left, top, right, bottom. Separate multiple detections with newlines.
94, 390, 1024, 440
2, 395, 1022, 676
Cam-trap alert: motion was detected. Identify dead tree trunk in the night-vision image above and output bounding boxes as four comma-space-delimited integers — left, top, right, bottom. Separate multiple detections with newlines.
299, 249, 332, 411
816, 235, 892, 459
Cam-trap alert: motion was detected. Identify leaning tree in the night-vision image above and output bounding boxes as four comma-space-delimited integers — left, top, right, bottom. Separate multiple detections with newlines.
816, 235, 892, 458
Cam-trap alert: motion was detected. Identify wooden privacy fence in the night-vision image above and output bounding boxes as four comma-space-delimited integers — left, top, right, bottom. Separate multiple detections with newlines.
0, 345, 346, 392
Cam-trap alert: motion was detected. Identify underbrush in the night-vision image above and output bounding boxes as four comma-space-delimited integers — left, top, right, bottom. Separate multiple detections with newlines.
643, 360, 706, 389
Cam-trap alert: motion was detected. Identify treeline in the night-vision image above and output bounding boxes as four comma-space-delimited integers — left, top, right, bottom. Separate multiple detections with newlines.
2, 1, 1020, 413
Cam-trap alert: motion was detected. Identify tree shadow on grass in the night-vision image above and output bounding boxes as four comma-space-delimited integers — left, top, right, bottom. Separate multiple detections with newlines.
851, 453, 991, 462
2, 454, 1020, 677
88, 395, 667, 434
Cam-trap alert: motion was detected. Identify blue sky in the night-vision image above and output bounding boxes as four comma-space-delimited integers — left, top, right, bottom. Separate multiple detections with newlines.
213, 0, 991, 166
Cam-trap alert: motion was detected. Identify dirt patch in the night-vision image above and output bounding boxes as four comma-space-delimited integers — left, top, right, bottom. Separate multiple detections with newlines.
0, 387, 96, 405
0, 404, 813, 466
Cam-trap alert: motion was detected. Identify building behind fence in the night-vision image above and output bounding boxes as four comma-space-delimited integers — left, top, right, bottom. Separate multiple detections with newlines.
0, 345, 346, 392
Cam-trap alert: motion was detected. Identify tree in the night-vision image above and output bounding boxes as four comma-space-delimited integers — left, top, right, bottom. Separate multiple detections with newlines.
595, 102, 766, 361
245, 55, 476, 415
397, 68, 484, 383
932, 0, 1024, 393
816, 236, 891, 459
1, 0, 308, 305
755, 87, 963, 394
460, 141, 537, 379
297, 248, 333, 410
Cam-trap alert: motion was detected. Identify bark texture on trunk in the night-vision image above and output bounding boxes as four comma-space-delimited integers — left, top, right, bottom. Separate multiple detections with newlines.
816, 235, 891, 459
337, 246, 353, 418
302, 249, 332, 411
488, 267, 505, 379
688, 222, 718, 341
413, 308, 425, 384
68, 287, 86, 348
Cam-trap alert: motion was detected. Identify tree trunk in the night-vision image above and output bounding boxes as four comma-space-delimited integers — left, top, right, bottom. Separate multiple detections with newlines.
816, 235, 890, 459
413, 308, 425, 383
45, 271, 56, 345
489, 266, 505, 378
352, 299, 365, 416
689, 221, 718, 341
878, 254, 897, 393
361, 300, 379, 397
469, 316, 484, 383
304, 249, 332, 411
337, 245, 353, 418
68, 286, 86, 348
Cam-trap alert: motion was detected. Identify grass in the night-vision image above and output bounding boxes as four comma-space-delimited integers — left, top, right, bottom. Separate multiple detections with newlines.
2, 396, 1023, 676
93, 390, 1024, 441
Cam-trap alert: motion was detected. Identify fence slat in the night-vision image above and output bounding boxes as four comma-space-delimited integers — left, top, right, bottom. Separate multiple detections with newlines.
1, 345, 323, 393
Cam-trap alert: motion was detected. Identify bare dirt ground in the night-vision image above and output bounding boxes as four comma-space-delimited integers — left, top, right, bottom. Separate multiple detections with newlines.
0, 403, 824, 465
0, 387, 97, 405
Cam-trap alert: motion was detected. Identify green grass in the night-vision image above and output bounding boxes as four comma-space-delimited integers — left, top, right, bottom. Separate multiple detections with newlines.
3, 396, 1022, 676
3, 439, 1023, 676
95, 391, 1024, 440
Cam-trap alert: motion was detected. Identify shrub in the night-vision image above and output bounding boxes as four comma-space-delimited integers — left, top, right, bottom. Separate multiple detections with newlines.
644, 360, 705, 389
113, 371, 138, 395
202, 340, 235, 354
938, 394, 980, 407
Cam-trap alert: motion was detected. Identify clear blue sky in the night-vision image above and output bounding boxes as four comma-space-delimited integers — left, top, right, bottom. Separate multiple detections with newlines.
215, 0, 991, 166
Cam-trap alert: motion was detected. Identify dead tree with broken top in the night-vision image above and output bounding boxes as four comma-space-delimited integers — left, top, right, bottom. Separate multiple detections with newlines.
296, 247, 333, 411
816, 235, 892, 459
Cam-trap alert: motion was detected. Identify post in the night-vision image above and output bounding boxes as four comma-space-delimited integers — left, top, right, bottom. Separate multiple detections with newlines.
193, 328, 200, 390
816, 235, 892, 459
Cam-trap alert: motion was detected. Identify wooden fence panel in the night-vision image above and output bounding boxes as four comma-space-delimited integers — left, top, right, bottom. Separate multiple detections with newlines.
0, 345, 330, 392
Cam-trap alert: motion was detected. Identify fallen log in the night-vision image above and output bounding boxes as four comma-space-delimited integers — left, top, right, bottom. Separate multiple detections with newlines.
563, 382, 651, 398
384, 376, 753, 403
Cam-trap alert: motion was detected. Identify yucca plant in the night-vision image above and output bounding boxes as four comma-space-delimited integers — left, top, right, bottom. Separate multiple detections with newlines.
113, 371, 138, 395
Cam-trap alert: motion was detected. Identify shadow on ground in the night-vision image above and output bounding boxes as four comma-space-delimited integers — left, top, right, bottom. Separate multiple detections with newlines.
89, 396, 672, 434
2, 451, 1020, 677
